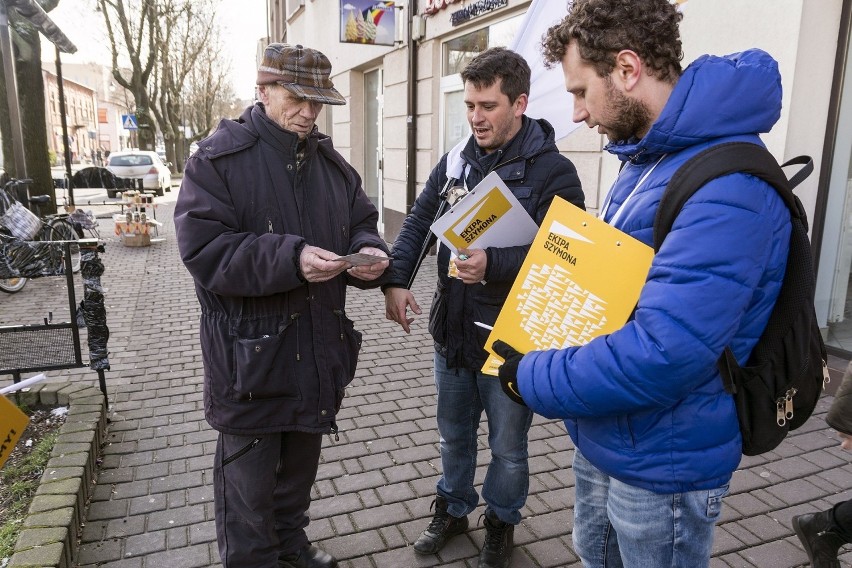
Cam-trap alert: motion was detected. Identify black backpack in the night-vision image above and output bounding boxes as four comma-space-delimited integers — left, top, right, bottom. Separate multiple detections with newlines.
653, 142, 829, 456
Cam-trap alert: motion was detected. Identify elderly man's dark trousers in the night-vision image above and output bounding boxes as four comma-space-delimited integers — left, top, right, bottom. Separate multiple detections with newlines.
214, 431, 323, 568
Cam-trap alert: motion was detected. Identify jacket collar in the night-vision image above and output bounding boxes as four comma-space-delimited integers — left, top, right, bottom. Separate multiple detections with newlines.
460, 115, 556, 175
249, 103, 318, 159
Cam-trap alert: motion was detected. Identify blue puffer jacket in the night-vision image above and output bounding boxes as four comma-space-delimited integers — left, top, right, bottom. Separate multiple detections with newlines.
516, 49, 792, 493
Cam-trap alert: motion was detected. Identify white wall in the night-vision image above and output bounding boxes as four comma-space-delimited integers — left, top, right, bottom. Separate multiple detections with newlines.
679, 0, 842, 223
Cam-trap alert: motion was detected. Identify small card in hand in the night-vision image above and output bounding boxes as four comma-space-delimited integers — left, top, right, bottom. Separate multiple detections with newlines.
333, 253, 391, 266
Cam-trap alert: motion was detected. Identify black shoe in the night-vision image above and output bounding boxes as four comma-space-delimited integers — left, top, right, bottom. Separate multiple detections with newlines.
478, 509, 514, 568
413, 495, 469, 554
279, 544, 338, 568
792, 509, 847, 568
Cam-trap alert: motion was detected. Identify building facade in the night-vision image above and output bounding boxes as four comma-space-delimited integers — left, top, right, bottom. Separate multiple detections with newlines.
58, 63, 134, 156
42, 62, 134, 166
42, 68, 98, 165
267, 0, 852, 357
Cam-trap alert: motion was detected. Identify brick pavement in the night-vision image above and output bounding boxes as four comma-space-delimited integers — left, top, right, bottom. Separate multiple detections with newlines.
2, 186, 851, 568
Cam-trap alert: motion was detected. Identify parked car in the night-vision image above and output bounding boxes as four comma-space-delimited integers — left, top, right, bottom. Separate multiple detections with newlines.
105, 150, 171, 197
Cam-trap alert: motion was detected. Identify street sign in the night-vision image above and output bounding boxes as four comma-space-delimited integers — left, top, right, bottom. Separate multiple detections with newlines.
121, 114, 138, 130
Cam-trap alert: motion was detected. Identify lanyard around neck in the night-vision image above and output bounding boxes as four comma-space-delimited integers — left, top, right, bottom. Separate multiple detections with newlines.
600, 154, 667, 227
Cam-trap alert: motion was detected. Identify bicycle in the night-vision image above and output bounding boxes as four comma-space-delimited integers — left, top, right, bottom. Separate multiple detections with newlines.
0, 178, 93, 293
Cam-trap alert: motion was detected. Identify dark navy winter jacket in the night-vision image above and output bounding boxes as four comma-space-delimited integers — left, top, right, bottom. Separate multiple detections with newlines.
175, 104, 388, 435
517, 49, 792, 493
385, 117, 585, 370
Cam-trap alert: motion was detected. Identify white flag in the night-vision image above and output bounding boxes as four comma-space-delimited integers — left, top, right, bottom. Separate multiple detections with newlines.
510, 0, 579, 142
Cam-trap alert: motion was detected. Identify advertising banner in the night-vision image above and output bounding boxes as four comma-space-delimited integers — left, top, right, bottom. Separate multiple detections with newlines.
340, 1, 396, 46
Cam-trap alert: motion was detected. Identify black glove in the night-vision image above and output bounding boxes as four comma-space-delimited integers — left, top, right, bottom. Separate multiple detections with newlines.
492, 340, 526, 406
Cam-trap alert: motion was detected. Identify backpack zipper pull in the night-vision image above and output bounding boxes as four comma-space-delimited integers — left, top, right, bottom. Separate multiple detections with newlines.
784, 388, 797, 420
823, 360, 830, 389
776, 398, 787, 427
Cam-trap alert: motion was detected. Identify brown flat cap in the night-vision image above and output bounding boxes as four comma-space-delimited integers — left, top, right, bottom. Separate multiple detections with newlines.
257, 43, 346, 106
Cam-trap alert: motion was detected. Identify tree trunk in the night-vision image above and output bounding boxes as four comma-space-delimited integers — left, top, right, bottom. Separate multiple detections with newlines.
0, 22, 54, 211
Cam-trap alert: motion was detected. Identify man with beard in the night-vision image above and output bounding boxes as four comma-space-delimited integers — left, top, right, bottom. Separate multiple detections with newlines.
491, 1, 791, 566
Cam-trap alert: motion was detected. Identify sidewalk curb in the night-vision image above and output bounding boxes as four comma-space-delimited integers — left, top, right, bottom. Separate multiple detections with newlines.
7, 383, 107, 568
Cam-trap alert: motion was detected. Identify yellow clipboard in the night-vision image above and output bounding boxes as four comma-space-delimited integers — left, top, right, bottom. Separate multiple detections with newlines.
482, 196, 654, 375
0, 395, 29, 469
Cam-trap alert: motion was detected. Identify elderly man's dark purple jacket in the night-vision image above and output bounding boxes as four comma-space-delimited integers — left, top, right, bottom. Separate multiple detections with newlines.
175, 104, 388, 436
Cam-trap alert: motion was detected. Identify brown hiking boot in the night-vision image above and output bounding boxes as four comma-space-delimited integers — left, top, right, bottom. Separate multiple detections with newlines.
413, 495, 469, 554
793, 509, 848, 568
478, 509, 514, 568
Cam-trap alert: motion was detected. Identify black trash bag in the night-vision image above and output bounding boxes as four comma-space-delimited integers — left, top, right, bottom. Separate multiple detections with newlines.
71, 167, 112, 189
76, 250, 110, 371
0, 235, 66, 278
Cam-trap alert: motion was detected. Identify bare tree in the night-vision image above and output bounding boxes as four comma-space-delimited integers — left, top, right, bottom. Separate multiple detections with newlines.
96, 0, 157, 151
98, 0, 235, 168
0, 0, 60, 208
185, 47, 238, 150
148, 0, 225, 172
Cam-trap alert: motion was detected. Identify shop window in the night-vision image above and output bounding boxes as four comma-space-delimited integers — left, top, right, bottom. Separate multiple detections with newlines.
442, 13, 523, 76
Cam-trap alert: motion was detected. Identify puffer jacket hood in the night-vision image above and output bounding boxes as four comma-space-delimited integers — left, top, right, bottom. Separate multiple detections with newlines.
517, 49, 791, 493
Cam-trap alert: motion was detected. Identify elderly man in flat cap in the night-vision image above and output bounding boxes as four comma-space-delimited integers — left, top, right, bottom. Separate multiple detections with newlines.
175, 43, 390, 568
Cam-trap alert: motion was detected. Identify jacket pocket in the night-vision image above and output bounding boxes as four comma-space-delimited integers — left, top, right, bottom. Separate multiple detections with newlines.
221, 437, 261, 466
334, 310, 362, 412
428, 282, 448, 346
231, 321, 302, 401
334, 309, 363, 383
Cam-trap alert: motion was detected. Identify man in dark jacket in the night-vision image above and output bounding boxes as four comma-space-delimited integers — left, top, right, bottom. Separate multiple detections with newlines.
175, 43, 389, 568
383, 47, 584, 568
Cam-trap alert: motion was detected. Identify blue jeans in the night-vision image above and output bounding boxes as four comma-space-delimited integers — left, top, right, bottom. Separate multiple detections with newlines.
434, 353, 534, 525
572, 449, 727, 568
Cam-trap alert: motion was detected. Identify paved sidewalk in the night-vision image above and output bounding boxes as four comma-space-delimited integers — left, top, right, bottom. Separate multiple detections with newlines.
2, 190, 851, 568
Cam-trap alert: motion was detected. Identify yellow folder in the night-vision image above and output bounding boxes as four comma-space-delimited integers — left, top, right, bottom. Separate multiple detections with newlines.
0, 394, 29, 469
482, 196, 654, 376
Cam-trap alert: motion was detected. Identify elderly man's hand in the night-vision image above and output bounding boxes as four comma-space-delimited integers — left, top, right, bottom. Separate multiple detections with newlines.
299, 245, 349, 283
347, 247, 389, 281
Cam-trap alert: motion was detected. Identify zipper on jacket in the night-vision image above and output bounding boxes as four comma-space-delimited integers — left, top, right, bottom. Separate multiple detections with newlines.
333, 309, 345, 340
267, 218, 273, 234
222, 437, 261, 466
492, 154, 524, 173
291, 312, 301, 360
330, 422, 339, 442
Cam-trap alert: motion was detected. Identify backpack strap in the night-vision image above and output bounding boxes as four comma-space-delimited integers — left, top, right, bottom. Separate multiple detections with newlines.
652, 142, 812, 252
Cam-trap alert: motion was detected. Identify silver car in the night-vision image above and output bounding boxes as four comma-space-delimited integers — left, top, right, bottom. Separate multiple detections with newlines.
106, 150, 172, 197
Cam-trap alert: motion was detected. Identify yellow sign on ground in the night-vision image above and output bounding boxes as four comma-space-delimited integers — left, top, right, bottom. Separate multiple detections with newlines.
482, 197, 654, 376
0, 395, 29, 469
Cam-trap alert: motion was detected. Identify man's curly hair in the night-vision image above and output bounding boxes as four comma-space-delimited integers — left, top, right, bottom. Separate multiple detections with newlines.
542, 0, 683, 84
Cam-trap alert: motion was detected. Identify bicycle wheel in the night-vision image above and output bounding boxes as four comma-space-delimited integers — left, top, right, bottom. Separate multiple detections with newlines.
47, 218, 81, 273
0, 277, 27, 293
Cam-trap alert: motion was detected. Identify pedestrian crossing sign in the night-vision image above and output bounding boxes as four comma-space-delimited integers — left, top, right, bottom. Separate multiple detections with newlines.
122, 114, 138, 130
